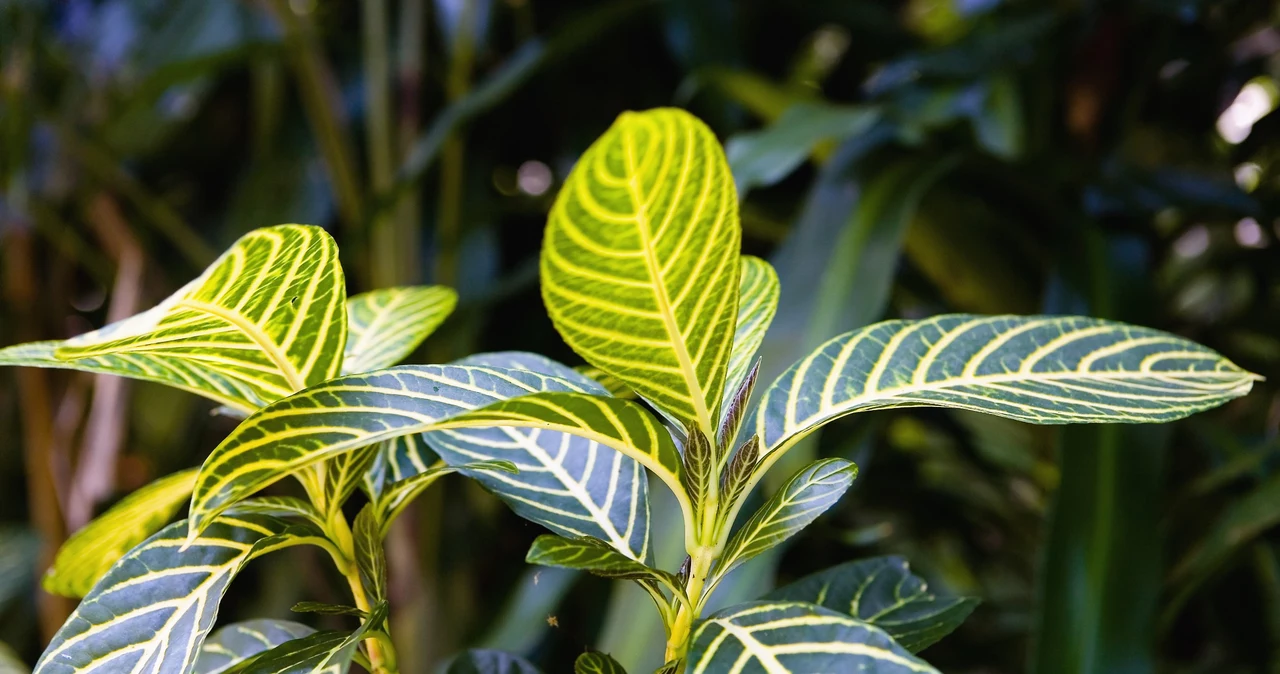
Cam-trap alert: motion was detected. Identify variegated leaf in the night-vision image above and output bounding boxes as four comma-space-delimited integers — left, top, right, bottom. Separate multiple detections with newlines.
361, 435, 436, 501
576, 366, 635, 399
0, 225, 347, 413
321, 445, 379, 512
574, 651, 627, 674
687, 602, 939, 673
341, 286, 457, 375
225, 497, 325, 528
352, 506, 387, 603
221, 602, 385, 674
525, 535, 683, 596
542, 107, 741, 437
44, 468, 198, 598
375, 461, 517, 534
189, 366, 658, 562
34, 516, 328, 674
751, 315, 1257, 458
194, 620, 316, 674
764, 557, 978, 653
720, 257, 778, 418
713, 459, 857, 586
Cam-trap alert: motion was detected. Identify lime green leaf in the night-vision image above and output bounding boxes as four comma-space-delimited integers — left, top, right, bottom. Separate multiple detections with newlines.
576, 366, 636, 398
43, 468, 198, 598
341, 286, 457, 375
188, 367, 656, 563
687, 602, 940, 673
322, 445, 379, 511
765, 557, 978, 653
526, 535, 683, 597
0, 643, 27, 674
752, 315, 1257, 457
195, 620, 316, 674
376, 461, 516, 534
721, 256, 778, 416
574, 651, 627, 674
542, 107, 741, 436
446, 650, 542, 674
714, 459, 857, 585
34, 516, 327, 674
290, 602, 366, 617
225, 497, 325, 527
221, 602, 386, 674
0, 225, 347, 413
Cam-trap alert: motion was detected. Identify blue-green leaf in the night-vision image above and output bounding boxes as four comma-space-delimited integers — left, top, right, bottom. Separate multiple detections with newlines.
195, 620, 316, 674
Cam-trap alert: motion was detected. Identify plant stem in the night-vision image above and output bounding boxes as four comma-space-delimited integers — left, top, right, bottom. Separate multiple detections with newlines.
664, 545, 717, 662
325, 512, 398, 674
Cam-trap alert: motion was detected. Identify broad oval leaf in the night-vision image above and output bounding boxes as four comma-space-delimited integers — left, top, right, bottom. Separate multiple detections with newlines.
720, 256, 779, 417
542, 107, 741, 436
525, 535, 682, 595
714, 459, 857, 585
687, 602, 939, 674
341, 286, 457, 375
34, 516, 324, 674
752, 315, 1258, 455
194, 620, 316, 674
446, 650, 542, 674
574, 651, 627, 674
44, 468, 197, 598
0, 225, 347, 413
764, 556, 978, 653
189, 367, 662, 562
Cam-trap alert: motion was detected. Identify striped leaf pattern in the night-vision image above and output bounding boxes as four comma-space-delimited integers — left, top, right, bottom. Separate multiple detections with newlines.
321, 445, 379, 511
188, 366, 656, 561
437, 391, 689, 553
34, 516, 325, 674
218, 632, 350, 674
194, 620, 316, 673
720, 257, 778, 417
542, 107, 741, 436
341, 286, 457, 375
687, 602, 939, 674
44, 468, 198, 598
714, 459, 857, 582
375, 461, 516, 534
0, 225, 347, 413
361, 435, 436, 502
574, 652, 627, 674
752, 315, 1258, 455
765, 557, 978, 653
446, 650, 541, 674
525, 535, 683, 594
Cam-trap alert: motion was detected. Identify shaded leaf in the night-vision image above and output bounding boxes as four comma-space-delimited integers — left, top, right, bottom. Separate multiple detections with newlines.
341, 286, 457, 375
446, 649, 542, 674
195, 620, 316, 674
574, 651, 627, 674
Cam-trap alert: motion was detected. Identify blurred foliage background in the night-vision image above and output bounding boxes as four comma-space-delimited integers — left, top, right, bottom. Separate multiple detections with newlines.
2, 0, 1280, 672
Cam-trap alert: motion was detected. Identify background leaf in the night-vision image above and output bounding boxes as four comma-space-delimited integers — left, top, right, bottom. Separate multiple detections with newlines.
341, 286, 457, 375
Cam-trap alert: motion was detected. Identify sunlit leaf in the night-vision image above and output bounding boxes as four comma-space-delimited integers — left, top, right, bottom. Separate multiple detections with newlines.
686, 602, 940, 673
34, 516, 328, 674
751, 315, 1257, 458
341, 286, 457, 375
0, 225, 347, 413
542, 107, 740, 436
720, 257, 778, 420
765, 557, 978, 653
44, 468, 198, 598
194, 620, 316, 674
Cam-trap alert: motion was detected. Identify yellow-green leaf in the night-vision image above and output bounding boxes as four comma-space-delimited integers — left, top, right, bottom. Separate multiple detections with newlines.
342, 286, 457, 375
43, 468, 198, 598
720, 256, 778, 417
0, 225, 347, 413
542, 108, 741, 437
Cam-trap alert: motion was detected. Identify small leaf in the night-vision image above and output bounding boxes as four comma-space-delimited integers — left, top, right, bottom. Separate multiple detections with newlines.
446, 649, 542, 674
290, 602, 366, 617
34, 517, 327, 674
717, 359, 759, 455
323, 445, 379, 512
574, 651, 627, 674
0, 225, 347, 413
715, 459, 857, 582
765, 556, 978, 653
353, 505, 387, 603
680, 423, 715, 510
342, 286, 457, 375
224, 603, 388, 674
225, 496, 325, 528
542, 107, 741, 437
687, 602, 940, 673
719, 258, 777, 428
43, 468, 197, 598
526, 535, 683, 595
195, 620, 316, 674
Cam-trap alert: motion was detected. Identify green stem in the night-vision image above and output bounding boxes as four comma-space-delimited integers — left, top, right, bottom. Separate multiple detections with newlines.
324, 512, 398, 674
664, 545, 716, 662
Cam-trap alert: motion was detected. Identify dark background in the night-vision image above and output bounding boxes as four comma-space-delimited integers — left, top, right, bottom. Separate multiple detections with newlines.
2, 0, 1279, 672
